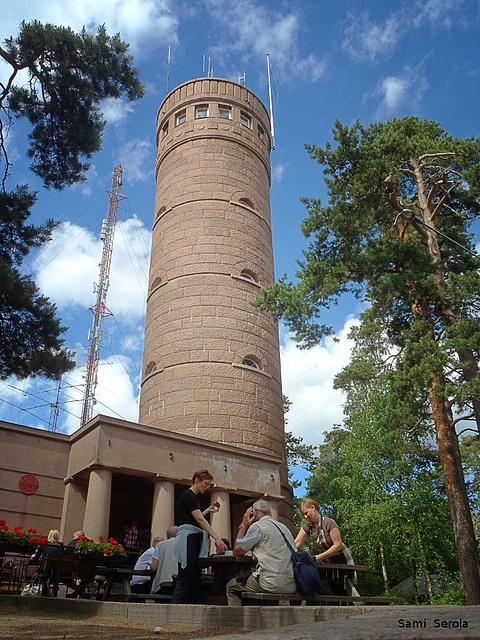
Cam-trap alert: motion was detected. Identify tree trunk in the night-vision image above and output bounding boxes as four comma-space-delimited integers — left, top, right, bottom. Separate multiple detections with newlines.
428, 374, 480, 605
413, 516, 434, 604
379, 541, 390, 594
411, 157, 480, 435
412, 558, 419, 603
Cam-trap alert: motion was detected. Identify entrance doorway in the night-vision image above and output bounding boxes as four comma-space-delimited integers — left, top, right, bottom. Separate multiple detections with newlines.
109, 473, 154, 551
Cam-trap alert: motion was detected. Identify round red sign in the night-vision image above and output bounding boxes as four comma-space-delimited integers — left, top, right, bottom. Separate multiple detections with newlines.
18, 474, 39, 495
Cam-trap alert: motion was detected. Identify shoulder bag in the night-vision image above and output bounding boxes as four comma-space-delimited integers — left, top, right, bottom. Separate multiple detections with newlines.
270, 520, 322, 595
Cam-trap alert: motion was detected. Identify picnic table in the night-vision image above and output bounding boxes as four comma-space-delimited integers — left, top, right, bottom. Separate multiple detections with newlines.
96, 566, 153, 601
198, 554, 256, 603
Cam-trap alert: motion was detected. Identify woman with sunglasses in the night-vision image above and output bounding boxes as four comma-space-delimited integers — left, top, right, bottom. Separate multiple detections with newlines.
172, 469, 227, 604
295, 498, 355, 596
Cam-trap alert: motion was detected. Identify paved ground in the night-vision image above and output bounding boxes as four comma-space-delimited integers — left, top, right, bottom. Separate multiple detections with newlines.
0, 606, 225, 640
1, 600, 479, 640
195, 605, 480, 640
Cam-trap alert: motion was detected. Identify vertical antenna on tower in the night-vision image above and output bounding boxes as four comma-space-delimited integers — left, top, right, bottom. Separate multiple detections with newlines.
202, 54, 214, 78
266, 53, 276, 150
80, 165, 125, 427
166, 46, 171, 96
238, 73, 246, 86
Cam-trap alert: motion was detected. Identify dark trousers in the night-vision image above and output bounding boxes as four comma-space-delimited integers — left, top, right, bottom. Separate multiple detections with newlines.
130, 581, 152, 594
328, 552, 348, 596
130, 580, 152, 602
171, 532, 202, 604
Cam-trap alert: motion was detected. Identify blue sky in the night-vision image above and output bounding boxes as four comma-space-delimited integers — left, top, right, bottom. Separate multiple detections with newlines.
1, 0, 479, 491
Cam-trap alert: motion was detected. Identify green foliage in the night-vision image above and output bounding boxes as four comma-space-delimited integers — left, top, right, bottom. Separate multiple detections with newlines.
0, 187, 75, 379
431, 584, 466, 605
460, 434, 480, 538
257, 115, 480, 601
0, 20, 144, 380
1, 20, 144, 189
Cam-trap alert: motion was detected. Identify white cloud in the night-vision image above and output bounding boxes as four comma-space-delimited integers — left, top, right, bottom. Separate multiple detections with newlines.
101, 97, 135, 125
272, 164, 285, 184
204, 0, 326, 84
281, 316, 359, 446
378, 76, 408, 110
413, 0, 466, 30
57, 356, 140, 434
118, 139, 155, 184
1, 1, 178, 60
374, 63, 429, 116
33, 216, 151, 321
342, 12, 403, 64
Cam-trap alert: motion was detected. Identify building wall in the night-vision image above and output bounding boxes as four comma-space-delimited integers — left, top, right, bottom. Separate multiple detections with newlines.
139, 78, 286, 463
0, 421, 70, 535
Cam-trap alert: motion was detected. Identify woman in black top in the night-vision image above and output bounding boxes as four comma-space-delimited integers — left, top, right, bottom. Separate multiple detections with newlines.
172, 469, 227, 604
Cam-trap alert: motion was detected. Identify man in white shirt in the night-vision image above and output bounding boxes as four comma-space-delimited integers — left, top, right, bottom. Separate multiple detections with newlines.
130, 536, 163, 595
226, 499, 296, 605
150, 525, 178, 594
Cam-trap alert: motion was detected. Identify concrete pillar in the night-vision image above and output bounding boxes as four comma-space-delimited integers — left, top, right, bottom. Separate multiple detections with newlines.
151, 479, 175, 539
82, 467, 112, 540
59, 479, 87, 543
209, 489, 231, 552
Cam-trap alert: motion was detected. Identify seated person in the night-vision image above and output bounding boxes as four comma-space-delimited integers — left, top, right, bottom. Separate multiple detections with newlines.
63, 530, 87, 554
130, 536, 163, 596
226, 499, 296, 605
150, 526, 178, 595
29, 529, 62, 595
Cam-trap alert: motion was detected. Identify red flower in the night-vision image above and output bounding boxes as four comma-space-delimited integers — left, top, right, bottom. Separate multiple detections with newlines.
0, 520, 5, 525
119, 546, 125, 551
103, 548, 110, 554
1, 525, 8, 531
98, 536, 104, 542
28, 537, 36, 544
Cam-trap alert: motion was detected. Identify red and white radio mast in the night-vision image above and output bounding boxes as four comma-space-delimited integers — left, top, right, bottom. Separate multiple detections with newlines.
80, 165, 125, 426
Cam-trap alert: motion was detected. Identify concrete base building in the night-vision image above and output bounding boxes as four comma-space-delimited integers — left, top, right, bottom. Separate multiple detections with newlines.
0, 78, 292, 546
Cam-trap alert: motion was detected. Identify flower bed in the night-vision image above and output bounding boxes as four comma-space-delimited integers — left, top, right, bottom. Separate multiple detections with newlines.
73, 535, 126, 558
0, 520, 48, 552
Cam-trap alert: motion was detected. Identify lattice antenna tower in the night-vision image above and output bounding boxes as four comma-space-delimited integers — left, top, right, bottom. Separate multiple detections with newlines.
80, 165, 125, 426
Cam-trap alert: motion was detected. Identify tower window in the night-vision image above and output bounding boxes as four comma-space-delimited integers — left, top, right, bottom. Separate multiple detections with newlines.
239, 197, 255, 210
257, 124, 265, 141
242, 355, 261, 370
162, 121, 169, 138
151, 277, 162, 290
218, 105, 232, 119
175, 109, 186, 126
195, 104, 209, 119
240, 112, 251, 129
240, 269, 259, 284
145, 361, 157, 376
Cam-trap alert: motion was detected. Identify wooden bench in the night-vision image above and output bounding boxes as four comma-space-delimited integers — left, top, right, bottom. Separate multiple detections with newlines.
240, 592, 403, 606
126, 592, 172, 603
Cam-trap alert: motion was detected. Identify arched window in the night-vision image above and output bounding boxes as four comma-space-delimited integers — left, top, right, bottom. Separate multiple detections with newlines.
242, 355, 262, 370
239, 197, 255, 210
156, 205, 166, 220
151, 277, 162, 290
240, 269, 259, 284
145, 361, 157, 376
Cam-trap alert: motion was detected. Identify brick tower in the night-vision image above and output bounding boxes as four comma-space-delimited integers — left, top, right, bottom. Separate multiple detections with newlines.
139, 77, 290, 520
